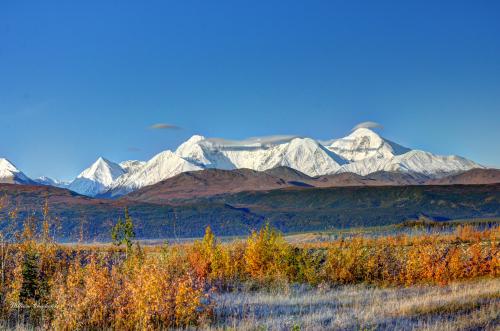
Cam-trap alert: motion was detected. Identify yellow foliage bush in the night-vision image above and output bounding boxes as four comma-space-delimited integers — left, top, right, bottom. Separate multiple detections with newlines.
244, 223, 292, 283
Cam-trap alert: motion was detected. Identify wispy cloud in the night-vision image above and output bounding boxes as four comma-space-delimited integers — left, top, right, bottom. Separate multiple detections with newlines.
149, 123, 181, 130
351, 121, 383, 131
205, 135, 300, 148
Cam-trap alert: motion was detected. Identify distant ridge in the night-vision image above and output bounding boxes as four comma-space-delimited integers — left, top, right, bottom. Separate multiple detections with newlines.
121, 166, 494, 204
119, 167, 307, 203
427, 168, 500, 185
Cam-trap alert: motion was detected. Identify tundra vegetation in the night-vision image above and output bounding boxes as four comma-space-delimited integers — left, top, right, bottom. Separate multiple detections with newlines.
0, 198, 498, 330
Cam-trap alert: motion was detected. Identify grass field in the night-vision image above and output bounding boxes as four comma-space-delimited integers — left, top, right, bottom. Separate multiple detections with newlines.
208, 278, 500, 330
7, 279, 499, 330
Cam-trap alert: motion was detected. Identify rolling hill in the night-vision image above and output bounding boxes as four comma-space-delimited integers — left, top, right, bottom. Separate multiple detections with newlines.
0, 179, 498, 241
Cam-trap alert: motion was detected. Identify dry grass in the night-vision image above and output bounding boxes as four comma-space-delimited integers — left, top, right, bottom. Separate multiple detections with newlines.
205, 278, 500, 331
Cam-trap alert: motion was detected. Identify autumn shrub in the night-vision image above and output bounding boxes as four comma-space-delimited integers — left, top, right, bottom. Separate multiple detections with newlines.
52, 249, 213, 330
323, 227, 499, 286
52, 256, 118, 330
243, 223, 294, 286
0, 200, 498, 330
188, 226, 234, 288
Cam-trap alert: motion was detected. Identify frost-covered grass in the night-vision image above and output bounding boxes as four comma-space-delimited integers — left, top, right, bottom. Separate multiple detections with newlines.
4, 279, 499, 331
205, 278, 500, 331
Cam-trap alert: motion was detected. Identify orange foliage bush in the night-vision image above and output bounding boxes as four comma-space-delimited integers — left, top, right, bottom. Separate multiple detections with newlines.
52, 251, 213, 330
324, 225, 499, 286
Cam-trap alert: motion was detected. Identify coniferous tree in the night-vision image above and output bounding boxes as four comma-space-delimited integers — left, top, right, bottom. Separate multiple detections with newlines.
111, 217, 124, 247
123, 207, 135, 252
111, 207, 136, 254
19, 249, 40, 304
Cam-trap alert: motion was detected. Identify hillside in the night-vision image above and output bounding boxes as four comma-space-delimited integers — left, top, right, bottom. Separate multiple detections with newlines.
121, 168, 308, 203
123, 167, 495, 204
0, 182, 498, 240
427, 168, 500, 185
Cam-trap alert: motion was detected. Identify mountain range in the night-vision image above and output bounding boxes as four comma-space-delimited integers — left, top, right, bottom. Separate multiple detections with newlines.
0, 127, 490, 197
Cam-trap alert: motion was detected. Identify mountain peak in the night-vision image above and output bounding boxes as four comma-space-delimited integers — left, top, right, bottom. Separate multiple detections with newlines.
0, 158, 33, 184
0, 158, 18, 172
95, 156, 113, 165
77, 157, 125, 182
68, 157, 126, 196
189, 134, 206, 142
176, 135, 206, 152
106, 148, 203, 197
348, 127, 382, 139
35, 176, 70, 188
178, 135, 206, 147
326, 128, 410, 162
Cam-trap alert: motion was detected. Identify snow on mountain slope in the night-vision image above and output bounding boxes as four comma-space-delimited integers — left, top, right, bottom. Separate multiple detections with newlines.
325, 128, 410, 162
221, 138, 345, 176
68, 157, 125, 196
175, 135, 235, 169
388, 150, 484, 177
338, 150, 483, 177
119, 160, 146, 173
34, 176, 70, 188
0, 158, 33, 184
107, 150, 203, 197
176, 136, 346, 176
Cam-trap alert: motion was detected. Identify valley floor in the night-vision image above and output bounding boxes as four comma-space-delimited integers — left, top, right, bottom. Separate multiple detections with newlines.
206, 278, 499, 331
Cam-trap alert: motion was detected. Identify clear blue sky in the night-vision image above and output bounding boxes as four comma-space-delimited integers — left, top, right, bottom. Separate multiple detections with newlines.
1, 0, 499, 180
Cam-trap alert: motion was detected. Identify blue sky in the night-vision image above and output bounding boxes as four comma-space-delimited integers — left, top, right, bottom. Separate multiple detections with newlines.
1, 0, 499, 180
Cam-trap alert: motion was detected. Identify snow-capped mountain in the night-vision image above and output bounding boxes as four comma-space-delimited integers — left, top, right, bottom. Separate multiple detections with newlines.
107, 150, 202, 197
119, 160, 146, 173
4, 124, 483, 197
68, 157, 126, 196
175, 135, 346, 176
337, 150, 483, 177
0, 158, 33, 184
97, 127, 484, 197
102, 136, 347, 197
325, 127, 410, 162
329, 128, 483, 176
34, 176, 70, 188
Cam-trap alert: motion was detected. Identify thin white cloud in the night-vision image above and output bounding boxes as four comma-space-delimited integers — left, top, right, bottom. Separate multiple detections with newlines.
205, 135, 300, 148
351, 121, 383, 131
149, 123, 181, 130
